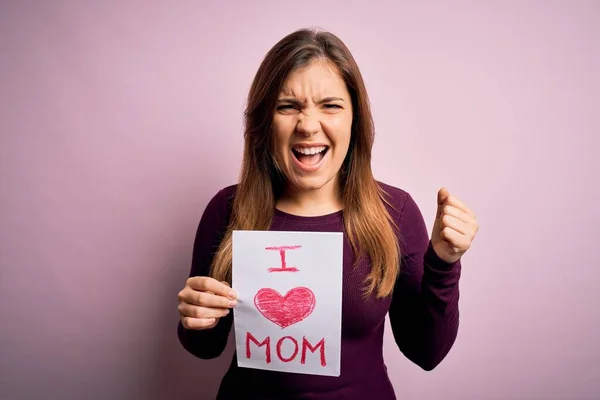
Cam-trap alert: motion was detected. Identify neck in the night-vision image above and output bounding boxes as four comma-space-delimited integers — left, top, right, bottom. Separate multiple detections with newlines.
276, 177, 343, 217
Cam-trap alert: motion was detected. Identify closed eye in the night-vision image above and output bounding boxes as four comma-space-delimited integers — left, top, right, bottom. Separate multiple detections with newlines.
277, 104, 298, 109
276, 103, 343, 113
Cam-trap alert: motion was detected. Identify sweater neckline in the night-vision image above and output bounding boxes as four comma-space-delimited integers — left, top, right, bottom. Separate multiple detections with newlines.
273, 208, 343, 224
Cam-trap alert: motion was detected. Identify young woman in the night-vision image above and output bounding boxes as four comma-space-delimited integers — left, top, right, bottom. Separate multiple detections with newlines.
177, 28, 478, 399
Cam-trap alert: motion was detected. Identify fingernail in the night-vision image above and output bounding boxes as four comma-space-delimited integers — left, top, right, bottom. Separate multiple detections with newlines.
229, 299, 237, 307
228, 290, 237, 299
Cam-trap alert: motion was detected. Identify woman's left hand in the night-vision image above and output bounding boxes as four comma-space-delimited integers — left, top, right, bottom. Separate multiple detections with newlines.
431, 187, 479, 264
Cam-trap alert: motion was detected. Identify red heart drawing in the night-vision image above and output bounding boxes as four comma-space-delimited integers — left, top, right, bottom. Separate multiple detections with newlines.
254, 287, 316, 329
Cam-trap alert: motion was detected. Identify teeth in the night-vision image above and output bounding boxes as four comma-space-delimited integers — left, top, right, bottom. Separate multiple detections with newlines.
293, 146, 326, 155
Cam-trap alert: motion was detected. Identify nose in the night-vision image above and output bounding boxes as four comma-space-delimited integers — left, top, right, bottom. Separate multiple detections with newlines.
295, 111, 320, 137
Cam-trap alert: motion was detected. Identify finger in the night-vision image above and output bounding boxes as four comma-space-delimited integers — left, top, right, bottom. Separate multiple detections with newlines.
445, 195, 476, 219
185, 290, 236, 308
441, 214, 470, 235
436, 187, 451, 218
181, 316, 217, 330
187, 277, 237, 299
437, 187, 450, 207
441, 227, 471, 251
442, 205, 473, 225
203, 281, 233, 301
178, 303, 230, 319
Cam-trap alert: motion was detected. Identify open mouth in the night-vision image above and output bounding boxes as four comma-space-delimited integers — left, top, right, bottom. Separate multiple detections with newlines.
291, 145, 329, 167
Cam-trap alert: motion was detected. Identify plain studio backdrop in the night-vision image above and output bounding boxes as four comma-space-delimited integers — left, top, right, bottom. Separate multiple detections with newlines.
1, 1, 598, 399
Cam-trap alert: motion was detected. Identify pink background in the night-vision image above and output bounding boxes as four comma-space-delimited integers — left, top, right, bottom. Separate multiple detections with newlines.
1, 1, 598, 399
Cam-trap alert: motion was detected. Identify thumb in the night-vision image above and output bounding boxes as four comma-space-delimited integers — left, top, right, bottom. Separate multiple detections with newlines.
436, 187, 450, 218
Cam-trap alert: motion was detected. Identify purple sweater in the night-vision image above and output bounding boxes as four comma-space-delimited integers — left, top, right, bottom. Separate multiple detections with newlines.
178, 182, 461, 399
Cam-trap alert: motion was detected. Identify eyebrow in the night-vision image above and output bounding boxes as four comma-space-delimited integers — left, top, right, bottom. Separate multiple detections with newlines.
277, 96, 345, 105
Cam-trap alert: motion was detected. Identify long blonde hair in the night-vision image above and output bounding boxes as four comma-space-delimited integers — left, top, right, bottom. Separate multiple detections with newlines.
211, 29, 400, 298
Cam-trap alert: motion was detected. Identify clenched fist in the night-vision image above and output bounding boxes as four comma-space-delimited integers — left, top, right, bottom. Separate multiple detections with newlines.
431, 187, 479, 264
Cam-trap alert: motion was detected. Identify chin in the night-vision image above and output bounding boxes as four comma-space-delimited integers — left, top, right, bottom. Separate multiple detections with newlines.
289, 174, 337, 191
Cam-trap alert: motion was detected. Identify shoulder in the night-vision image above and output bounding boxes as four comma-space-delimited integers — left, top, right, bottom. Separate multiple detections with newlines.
203, 184, 238, 224
376, 181, 425, 224
376, 181, 411, 215
213, 184, 238, 204
376, 181, 429, 254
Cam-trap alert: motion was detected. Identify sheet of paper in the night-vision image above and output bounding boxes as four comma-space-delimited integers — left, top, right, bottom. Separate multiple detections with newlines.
232, 230, 343, 377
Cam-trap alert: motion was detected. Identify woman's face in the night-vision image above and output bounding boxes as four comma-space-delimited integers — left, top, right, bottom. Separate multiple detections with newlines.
272, 60, 353, 195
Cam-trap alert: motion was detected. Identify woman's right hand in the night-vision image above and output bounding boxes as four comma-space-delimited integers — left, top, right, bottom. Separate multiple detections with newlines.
177, 277, 237, 330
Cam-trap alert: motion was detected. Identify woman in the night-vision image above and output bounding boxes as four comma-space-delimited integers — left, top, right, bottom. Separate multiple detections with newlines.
177, 28, 478, 399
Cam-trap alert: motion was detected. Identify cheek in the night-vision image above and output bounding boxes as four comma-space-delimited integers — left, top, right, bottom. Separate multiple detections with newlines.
324, 118, 352, 149
271, 127, 292, 163
272, 118, 293, 139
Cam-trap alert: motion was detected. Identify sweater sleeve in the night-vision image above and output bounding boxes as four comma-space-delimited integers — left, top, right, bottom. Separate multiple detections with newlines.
177, 188, 234, 359
388, 193, 461, 371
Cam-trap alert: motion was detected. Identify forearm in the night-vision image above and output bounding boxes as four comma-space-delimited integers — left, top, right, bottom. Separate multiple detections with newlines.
177, 313, 233, 359
177, 187, 235, 359
390, 243, 461, 370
